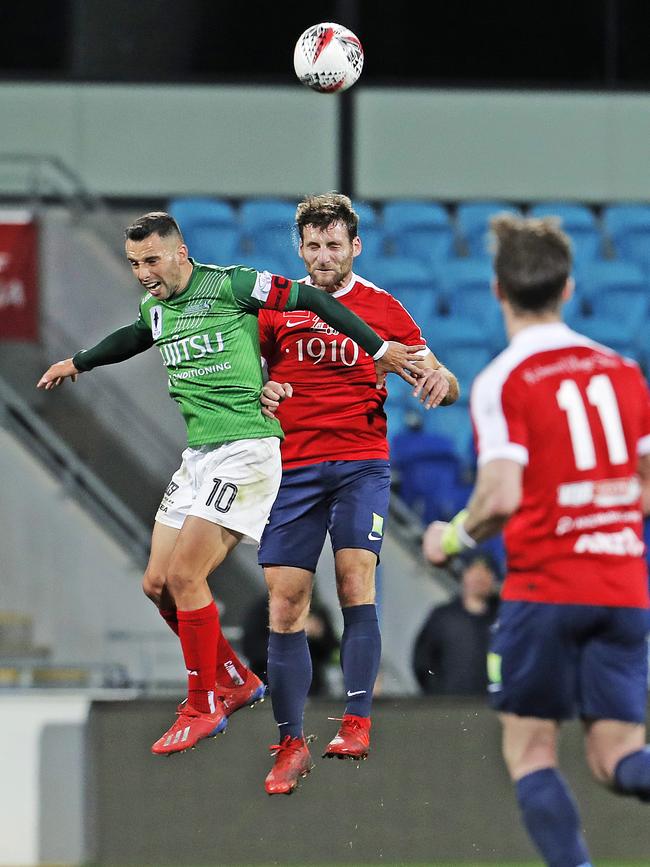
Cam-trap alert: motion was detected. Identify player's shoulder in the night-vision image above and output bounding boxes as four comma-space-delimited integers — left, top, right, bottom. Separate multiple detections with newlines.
350, 272, 392, 298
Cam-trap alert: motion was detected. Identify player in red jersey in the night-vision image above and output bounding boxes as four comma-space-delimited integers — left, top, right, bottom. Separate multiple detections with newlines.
257, 193, 459, 794
424, 214, 650, 866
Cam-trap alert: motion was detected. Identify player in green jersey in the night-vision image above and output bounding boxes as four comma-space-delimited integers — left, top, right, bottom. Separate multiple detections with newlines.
37, 211, 425, 755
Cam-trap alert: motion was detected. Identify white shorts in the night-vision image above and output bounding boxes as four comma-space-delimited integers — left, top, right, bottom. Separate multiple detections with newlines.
155, 437, 282, 545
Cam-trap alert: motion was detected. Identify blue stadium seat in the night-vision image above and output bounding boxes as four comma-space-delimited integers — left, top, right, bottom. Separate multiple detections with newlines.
356, 225, 387, 262
239, 198, 298, 266
433, 258, 502, 341
235, 252, 301, 279
441, 345, 493, 404
364, 257, 439, 323
421, 402, 474, 452
353, 201, 378, 228
188, 225, 241, 265
382, 201, 455, 267
168, 197, 237, 233
528, 202, 603, 264
391, 427, 469, 522
602, 204, 650, 271
569, 290, 649, 350
575, 260, 646, 303
456, 200, 521, 258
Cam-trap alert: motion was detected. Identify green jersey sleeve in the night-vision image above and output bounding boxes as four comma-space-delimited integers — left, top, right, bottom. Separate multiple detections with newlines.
72, 318, 153, 372
230, 267, 384, 357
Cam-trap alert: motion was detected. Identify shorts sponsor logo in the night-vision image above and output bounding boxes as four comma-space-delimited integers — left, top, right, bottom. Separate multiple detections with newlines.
165, 481, 179, 497
487, 652, 502, 685
368, 512, 384, 541
573, 527, 645, 556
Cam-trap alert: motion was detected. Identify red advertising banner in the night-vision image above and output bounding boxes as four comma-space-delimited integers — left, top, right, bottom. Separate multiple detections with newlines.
0, 212, 39, 341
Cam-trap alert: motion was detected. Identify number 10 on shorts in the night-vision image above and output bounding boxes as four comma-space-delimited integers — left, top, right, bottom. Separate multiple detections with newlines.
205, 478, 238, 513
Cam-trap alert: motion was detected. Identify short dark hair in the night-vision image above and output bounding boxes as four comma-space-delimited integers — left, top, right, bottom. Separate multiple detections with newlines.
124, 212, 184, 243
296, 192, 359, 241
490, 214, 572, 314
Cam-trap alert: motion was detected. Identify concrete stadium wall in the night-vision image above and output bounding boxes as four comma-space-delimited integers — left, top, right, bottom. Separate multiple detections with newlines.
3, 83, 650, 200
86, 697, 650, 864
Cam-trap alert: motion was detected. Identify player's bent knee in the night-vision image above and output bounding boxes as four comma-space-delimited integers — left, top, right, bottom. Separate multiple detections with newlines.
142, 571, 165, 604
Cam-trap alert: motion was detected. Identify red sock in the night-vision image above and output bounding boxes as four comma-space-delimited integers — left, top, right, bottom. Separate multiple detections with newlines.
177, 602, 219, 713
159, 608, 179, 636
216, 630, 248, 687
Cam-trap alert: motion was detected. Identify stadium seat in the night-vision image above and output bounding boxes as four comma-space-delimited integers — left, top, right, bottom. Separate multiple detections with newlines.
575, 260, 646, 304
363, 256, 440, 323
431, 258, 501, 343
167, 197, 240, 262
167, 197, 237, 233
456, 200, 521, 258
421, 402, 474, 452
602, 204, 650, 272
569, 290, 649, 350
382, 200, 455, 267
239, 198, 299, 266
441, 344, 493, 404
391, 426, 469, 522
528, 202, 603, 264
353, 201, 378, 228
188, 225, 241, 265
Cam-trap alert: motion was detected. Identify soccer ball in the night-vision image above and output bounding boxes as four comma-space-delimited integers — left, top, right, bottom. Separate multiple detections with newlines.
293, 22, 364, 93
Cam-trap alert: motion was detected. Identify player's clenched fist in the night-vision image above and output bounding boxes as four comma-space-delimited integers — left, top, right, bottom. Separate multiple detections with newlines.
36, 358, 79, 390
260, 380, 293, 419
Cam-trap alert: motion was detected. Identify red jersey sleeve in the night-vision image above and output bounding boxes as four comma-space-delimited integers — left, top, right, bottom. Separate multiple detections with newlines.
382, 294, 426, 344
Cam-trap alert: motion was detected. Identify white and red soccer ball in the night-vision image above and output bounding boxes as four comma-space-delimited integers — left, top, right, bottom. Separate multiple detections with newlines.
293, 22, 364, 93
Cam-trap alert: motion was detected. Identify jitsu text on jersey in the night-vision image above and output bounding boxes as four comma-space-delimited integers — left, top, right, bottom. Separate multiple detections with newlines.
159, 332, 225, 367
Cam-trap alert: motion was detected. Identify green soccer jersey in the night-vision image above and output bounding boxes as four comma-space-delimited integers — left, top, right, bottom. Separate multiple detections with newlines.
135, 262, 299, 447
72, 259, 385, 450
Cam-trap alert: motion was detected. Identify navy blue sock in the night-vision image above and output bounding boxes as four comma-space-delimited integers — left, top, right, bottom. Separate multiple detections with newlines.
267, 630, 312, 740
340, 604, 381, 717
614, 748, 650, 802
516, 768, 591, 867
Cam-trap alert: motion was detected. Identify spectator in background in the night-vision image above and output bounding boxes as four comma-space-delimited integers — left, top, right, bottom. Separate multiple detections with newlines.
412, 553, 499, 695
242, 589, 339, 697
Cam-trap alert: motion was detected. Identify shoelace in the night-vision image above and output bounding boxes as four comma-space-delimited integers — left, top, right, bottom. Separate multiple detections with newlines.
269, 734, 315, 755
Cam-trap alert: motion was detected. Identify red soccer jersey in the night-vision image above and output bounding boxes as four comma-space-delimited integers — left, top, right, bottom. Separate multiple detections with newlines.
471, 322, 650, 608
258, 273, 425, 468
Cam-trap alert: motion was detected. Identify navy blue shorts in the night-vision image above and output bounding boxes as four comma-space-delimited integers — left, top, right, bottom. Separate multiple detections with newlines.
258, 459, 391, 572
488, 601, 650, 723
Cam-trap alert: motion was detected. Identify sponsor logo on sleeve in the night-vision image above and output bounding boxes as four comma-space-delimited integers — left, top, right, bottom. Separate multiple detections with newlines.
151, 305, 163, 339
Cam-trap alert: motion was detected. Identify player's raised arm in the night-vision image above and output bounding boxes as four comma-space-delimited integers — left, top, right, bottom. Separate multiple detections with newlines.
36, 321, 154, 389
231, 268, 425, 385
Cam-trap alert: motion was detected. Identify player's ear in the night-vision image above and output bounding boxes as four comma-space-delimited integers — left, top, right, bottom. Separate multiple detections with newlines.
492, 278, 504, 301
561, 277, 575, 303
177, 243, 189, 264
352, 236, 362, 258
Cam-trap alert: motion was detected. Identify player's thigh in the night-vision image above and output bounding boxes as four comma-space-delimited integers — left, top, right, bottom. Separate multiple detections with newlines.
334, 547, 377, 606
488, 601, 580, 721
189, 437, 282, 545
584, 718, 647, 783
580, 606, 649, 724
258, 464, 330, 572
327, 459, 391, 563
265, 565, 314, 632
143, 522, 180, 600
168, 515, 241, 586
500, 713, 560, 781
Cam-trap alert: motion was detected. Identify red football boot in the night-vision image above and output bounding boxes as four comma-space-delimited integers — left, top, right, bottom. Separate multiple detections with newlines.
151, 701, 228, 756
217, 669, 266, 717
323, 714, 371, 760
264, 735, 313, 795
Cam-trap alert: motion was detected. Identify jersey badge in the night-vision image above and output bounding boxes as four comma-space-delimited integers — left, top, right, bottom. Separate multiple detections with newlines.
181, 300, 212, 316
151, 305, 163, 339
